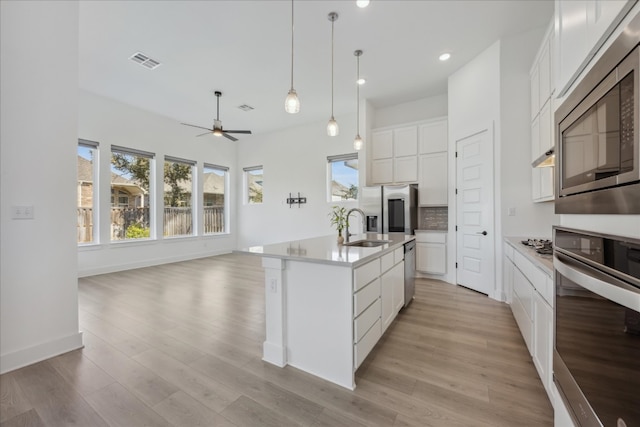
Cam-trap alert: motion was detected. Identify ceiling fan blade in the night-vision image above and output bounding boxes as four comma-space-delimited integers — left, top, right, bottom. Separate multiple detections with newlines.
223, 130, 252, 134
181, 123, 214, 132
222, 133, 238, 142
195, 131, 212, 137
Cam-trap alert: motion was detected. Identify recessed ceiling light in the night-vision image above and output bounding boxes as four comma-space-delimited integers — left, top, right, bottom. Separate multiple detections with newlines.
439, 53, 451, 61
356, 0, 370, 8
357, 78, 366, 85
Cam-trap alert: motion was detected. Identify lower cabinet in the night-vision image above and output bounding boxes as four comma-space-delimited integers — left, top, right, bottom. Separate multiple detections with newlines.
381, 261, 404, 332
504, 241, 554, 401
415, 231, 446, 275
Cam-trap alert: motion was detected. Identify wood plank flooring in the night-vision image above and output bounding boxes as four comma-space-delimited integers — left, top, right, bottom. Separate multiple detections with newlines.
0, 253, 553, 426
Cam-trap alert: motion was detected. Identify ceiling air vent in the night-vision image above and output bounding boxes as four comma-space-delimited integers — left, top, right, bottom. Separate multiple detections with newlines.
129, 52, 161, 70
238, 104, 254, 112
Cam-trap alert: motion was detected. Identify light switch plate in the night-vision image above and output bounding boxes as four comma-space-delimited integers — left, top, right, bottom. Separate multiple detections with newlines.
12, 205, 34, 219
507, 207, 516, 216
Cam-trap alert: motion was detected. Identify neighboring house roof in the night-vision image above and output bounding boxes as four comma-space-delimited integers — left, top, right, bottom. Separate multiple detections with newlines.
77, 155, 146, 195
331, 180, 349, 197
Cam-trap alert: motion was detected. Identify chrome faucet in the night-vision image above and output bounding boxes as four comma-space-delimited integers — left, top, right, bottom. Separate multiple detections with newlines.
345, 208, 365, 243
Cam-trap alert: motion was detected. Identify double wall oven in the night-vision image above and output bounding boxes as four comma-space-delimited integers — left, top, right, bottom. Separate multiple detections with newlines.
555, 11, 640, 214
553, 227, 640, 427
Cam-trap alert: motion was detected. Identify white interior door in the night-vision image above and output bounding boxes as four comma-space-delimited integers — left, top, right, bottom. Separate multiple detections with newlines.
455, 128, 495, 295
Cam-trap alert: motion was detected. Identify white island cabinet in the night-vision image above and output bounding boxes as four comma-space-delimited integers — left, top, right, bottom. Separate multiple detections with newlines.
236, 233, 413, 390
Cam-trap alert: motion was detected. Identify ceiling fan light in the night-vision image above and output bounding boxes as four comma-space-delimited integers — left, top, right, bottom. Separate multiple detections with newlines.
285, 89, 300, 114
354, 135, 363, 150
213, 128, 223, 137
327, 117, 339, 136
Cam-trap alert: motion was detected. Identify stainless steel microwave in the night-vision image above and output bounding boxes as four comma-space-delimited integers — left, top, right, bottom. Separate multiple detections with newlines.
555, 13, 640, 214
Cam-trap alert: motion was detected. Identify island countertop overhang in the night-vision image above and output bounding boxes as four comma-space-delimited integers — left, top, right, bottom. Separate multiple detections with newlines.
235, 233, 415, 268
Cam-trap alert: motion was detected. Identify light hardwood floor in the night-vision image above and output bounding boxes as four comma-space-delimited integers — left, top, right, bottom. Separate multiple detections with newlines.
0, 253, 553, 426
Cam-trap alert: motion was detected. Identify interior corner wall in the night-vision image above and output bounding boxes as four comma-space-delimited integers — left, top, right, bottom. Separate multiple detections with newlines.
448, 40, 502, 299
500, 27, 559, 239
1, 1, 83, 374
235, 114, 359, 249
372, 94, 448, 128
77, 90, 238, 276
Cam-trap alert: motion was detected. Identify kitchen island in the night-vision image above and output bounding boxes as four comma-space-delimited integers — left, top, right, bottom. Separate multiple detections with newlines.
236, 233, 414, 390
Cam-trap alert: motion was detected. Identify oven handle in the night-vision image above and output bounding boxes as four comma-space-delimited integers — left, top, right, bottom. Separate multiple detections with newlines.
554, 253, 640, 312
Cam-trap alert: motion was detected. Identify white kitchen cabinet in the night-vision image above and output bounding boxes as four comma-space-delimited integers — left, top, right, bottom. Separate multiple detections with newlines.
418, 152, 447, 206
371, 158, 393, 185
533, 290, 553, 396
504, 240, 554, 403
555, 0, 633, 95
394, 156, 418, 183
530, 22, 555, 203
369, 125, 418, 185
415, 232, 446, 275
371, 130, 393, 160
381, 259, 404, 333
419, 119, 448, 154
394, 126, 418, 157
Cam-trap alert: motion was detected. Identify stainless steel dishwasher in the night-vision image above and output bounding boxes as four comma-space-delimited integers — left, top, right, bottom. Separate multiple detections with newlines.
403, 240, 416, 307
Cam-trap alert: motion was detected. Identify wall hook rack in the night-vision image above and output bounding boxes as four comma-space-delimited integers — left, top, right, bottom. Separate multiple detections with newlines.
286, 192, 307, 208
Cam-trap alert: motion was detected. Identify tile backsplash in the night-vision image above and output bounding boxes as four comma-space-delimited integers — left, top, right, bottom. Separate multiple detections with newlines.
418, 206, 448, 231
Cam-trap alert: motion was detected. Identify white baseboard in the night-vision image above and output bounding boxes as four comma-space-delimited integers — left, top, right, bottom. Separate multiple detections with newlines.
78, 249, 232, 277
0, 331, 83, 374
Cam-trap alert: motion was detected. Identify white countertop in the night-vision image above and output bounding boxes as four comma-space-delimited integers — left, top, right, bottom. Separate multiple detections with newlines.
415, 229, 447, 233
504, 236, 553, 276
235, 233, 415, 268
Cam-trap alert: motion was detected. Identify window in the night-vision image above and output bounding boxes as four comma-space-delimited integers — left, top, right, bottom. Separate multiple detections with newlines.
203, 163, 228, 234
163, 156, 195, 237
244, 166, 263, 204
110, 146, 154, 241
328, 153, 359, 201
77, 139, 98, 244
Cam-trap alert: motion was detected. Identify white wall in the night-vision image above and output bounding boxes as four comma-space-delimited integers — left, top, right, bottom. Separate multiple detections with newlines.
1, 1, 83, 373
77, 91, 238, 276
500, 26, 559, 239
236, 114, 360, 248
372, 94, 448, 129
448, 41, 502, 297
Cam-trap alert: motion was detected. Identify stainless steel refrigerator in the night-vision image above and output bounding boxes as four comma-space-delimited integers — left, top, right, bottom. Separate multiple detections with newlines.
359, 185, 418, 235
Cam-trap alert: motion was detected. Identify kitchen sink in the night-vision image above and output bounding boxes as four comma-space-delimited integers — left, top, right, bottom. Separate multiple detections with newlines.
344, 239, 391, 247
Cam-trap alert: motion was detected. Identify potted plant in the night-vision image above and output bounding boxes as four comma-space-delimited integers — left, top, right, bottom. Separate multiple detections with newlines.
329, 206, 349, 244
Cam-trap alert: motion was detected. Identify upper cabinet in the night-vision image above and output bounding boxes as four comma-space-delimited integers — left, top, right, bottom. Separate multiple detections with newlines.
418, 118, 448, 206
555, 0, 634, 96
530, 23, 556, 203
370, 125, 419, 185
419, 120, 448, 154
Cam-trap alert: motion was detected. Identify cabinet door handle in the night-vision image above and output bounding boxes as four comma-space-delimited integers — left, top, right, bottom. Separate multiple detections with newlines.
476, 231, 488, 236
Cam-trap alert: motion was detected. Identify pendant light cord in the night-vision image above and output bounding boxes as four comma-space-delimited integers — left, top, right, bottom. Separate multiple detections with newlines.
356, 54, 360, 134
331, 17, 334, 117
290, 0, 294, 90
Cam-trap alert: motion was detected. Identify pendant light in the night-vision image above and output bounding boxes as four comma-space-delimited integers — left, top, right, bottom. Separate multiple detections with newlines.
353, 50, 363, 150
327, 12, 339, 136
285, 0, 300, 114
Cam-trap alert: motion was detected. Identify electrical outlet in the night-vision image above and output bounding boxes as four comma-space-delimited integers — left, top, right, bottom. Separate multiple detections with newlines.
12, 205, 34, 220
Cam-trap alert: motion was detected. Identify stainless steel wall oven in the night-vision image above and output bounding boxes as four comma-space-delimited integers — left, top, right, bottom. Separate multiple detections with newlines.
555, 12, 640, 214
553, 227, 640, 427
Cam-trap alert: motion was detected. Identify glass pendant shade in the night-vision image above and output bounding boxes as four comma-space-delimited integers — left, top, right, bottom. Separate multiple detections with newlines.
327, 117, 339, 136
285, 89, 300, 114
354, 135, 363, 150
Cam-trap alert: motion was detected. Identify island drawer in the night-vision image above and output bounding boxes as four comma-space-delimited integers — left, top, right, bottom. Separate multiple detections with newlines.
354, 298, 381, 343
354, 318, 382, 368
354, 278, 380, 317
354, 259, 381, 291
381, 252, 395, 273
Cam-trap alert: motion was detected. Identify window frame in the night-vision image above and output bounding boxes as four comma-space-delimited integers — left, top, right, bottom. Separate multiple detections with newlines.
163, 155, 196, 238
110, 145, 155, 242
327, 153, 359, 202
77, 139, 99, 245
243, 165, 264, 205
203, 163, 229, 235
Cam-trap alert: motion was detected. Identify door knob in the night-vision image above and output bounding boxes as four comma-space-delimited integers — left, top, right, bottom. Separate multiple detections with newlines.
476, 231, 488, 236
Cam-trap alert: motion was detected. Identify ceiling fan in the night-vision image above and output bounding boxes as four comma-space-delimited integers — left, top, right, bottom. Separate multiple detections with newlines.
181, 91, 252, 141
